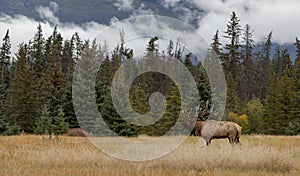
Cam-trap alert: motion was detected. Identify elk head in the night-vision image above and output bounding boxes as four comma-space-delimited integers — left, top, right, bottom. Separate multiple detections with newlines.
180, 100, 210, 128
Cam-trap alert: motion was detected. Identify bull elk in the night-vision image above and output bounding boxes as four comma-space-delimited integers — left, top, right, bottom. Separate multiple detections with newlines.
181, 101, 242, 145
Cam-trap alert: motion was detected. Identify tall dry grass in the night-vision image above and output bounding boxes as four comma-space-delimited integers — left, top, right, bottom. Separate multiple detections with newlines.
0, 135, 299, 176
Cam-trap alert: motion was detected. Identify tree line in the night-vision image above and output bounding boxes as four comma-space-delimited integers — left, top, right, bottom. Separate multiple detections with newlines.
0, 12, 299, 136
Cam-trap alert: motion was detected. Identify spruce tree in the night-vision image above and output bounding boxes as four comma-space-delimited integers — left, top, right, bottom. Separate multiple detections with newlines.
294, 37, 300, 113
162, 81, 181, 135
0, 114, 7, 134
4, 46, 40, 133
237, 24, 256, 103
0, 29, 11, 87
285, 118, 300, 135
53, 106, 69, 135
264, 66, 296, 135
42, 27, 69, 131
279, 67, 297, 134
257, 32, 272, 100
62, 40, 78, 128
264, 76, 281, 134
74, 40, 109, 135
222, 12, 242, 113
222, 11, 241, 80
0, 30, 11, 125
294, 38, 300, 82
184, 53, 193, 74
34, 104, 52, 135
211, 30, 222, 56
167, 39, 174, 57
31, 23, 45, 76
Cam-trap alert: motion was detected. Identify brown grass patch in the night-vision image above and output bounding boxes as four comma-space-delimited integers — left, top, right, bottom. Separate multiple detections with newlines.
0, 135, 299, 176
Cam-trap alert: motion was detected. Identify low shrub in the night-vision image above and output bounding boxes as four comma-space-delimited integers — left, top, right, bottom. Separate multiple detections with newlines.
67, 128, 87, 137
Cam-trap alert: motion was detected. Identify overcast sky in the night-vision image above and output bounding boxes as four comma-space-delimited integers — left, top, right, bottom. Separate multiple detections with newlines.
0, 0, 299, 56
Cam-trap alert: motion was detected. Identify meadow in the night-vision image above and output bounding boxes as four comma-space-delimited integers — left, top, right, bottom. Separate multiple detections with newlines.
0, 135, 299, 176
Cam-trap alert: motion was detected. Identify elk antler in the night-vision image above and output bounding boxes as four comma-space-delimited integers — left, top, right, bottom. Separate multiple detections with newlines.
198, 100, 209, 117
209, 102, 221, 117
182, 100, 210, 120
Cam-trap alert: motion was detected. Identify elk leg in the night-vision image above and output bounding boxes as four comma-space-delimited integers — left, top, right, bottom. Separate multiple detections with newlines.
205, 138, 210, 146
235, 137, 241, 145
228, 137, 234, 145
207, 139, 212, 146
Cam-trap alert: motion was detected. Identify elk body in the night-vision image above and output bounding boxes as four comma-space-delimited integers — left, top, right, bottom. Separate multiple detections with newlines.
182, 119, 242, 145
181, 101, 242, 145
201, 120, 242, 145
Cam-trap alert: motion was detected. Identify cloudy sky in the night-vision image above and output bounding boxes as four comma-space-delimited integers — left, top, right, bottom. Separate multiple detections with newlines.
0, 0, 299, 56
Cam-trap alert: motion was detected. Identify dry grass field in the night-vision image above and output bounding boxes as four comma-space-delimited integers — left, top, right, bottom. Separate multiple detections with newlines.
0, 135, 299, 176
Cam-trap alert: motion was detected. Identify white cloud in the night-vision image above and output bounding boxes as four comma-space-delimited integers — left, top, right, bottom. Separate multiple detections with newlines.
130, 3, 154, 17
1, 0, 299, 58
49, 1, 59, 13
0, 14, 106, 56
114, 0, 134, 12
186, 0, 300, 44
36, 1, 60, 25
0, 13, 207, 60
161, 0, 181, 8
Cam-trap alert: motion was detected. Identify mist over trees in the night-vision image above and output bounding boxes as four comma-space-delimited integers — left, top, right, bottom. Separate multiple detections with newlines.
0, 12, 299, 136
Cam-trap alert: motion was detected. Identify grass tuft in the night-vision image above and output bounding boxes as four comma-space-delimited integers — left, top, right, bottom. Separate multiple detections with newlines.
0, 135, 299, 176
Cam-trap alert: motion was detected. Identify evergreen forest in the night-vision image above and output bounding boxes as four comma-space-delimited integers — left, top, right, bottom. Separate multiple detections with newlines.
0, 12, 299, 136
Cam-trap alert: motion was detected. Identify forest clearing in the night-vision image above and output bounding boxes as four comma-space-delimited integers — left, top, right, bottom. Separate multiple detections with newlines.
0, 135, 299, 176
0, 2, 299, 175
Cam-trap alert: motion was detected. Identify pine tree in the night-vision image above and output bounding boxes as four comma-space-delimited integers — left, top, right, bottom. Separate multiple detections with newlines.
285, 118, 300, 135
221, 12, 242, 113
73, 40, 107, 135
131, 83, 149, 115
264, 32, 273, 62
96, 56, 112, 111
62, 40, 78, 128
237, 24, 256, 103
294, 38, 300, 82
270, 45, 282, 78
293, 38, 300, 129
47, 62, 67, 119
0, 30, 11, 125
222, 12, 242, 80
109, 58, 139, 136
71, 32, 83, 61
281, 49, 292, 74
195, 61, 211, 119
184, 53, 193, 73
279, 67, 297, 133
0, 29, 11, 87
257, 32, 272, 100
34, 104, 52, 135
53, 106, 69, 135
167, 39, 174, 57
4, 46, 40, 133
264, 66, 296, 135
42, 27, 69, 131
0, 114, 7, 133
264, 76, 281, 134
31, 23, 45, 76
211, 30, 222, 56
62, 40, 74, 76
162, 81, 181, 135
225, 72, 240, 116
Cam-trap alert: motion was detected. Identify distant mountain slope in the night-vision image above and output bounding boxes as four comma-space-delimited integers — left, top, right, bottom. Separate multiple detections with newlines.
0, 0, 296, 60
0, 0, 178, 24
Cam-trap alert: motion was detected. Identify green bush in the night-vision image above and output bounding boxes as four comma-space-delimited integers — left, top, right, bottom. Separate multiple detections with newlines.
4, 125, 21, 136
285, 118, 300, 135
